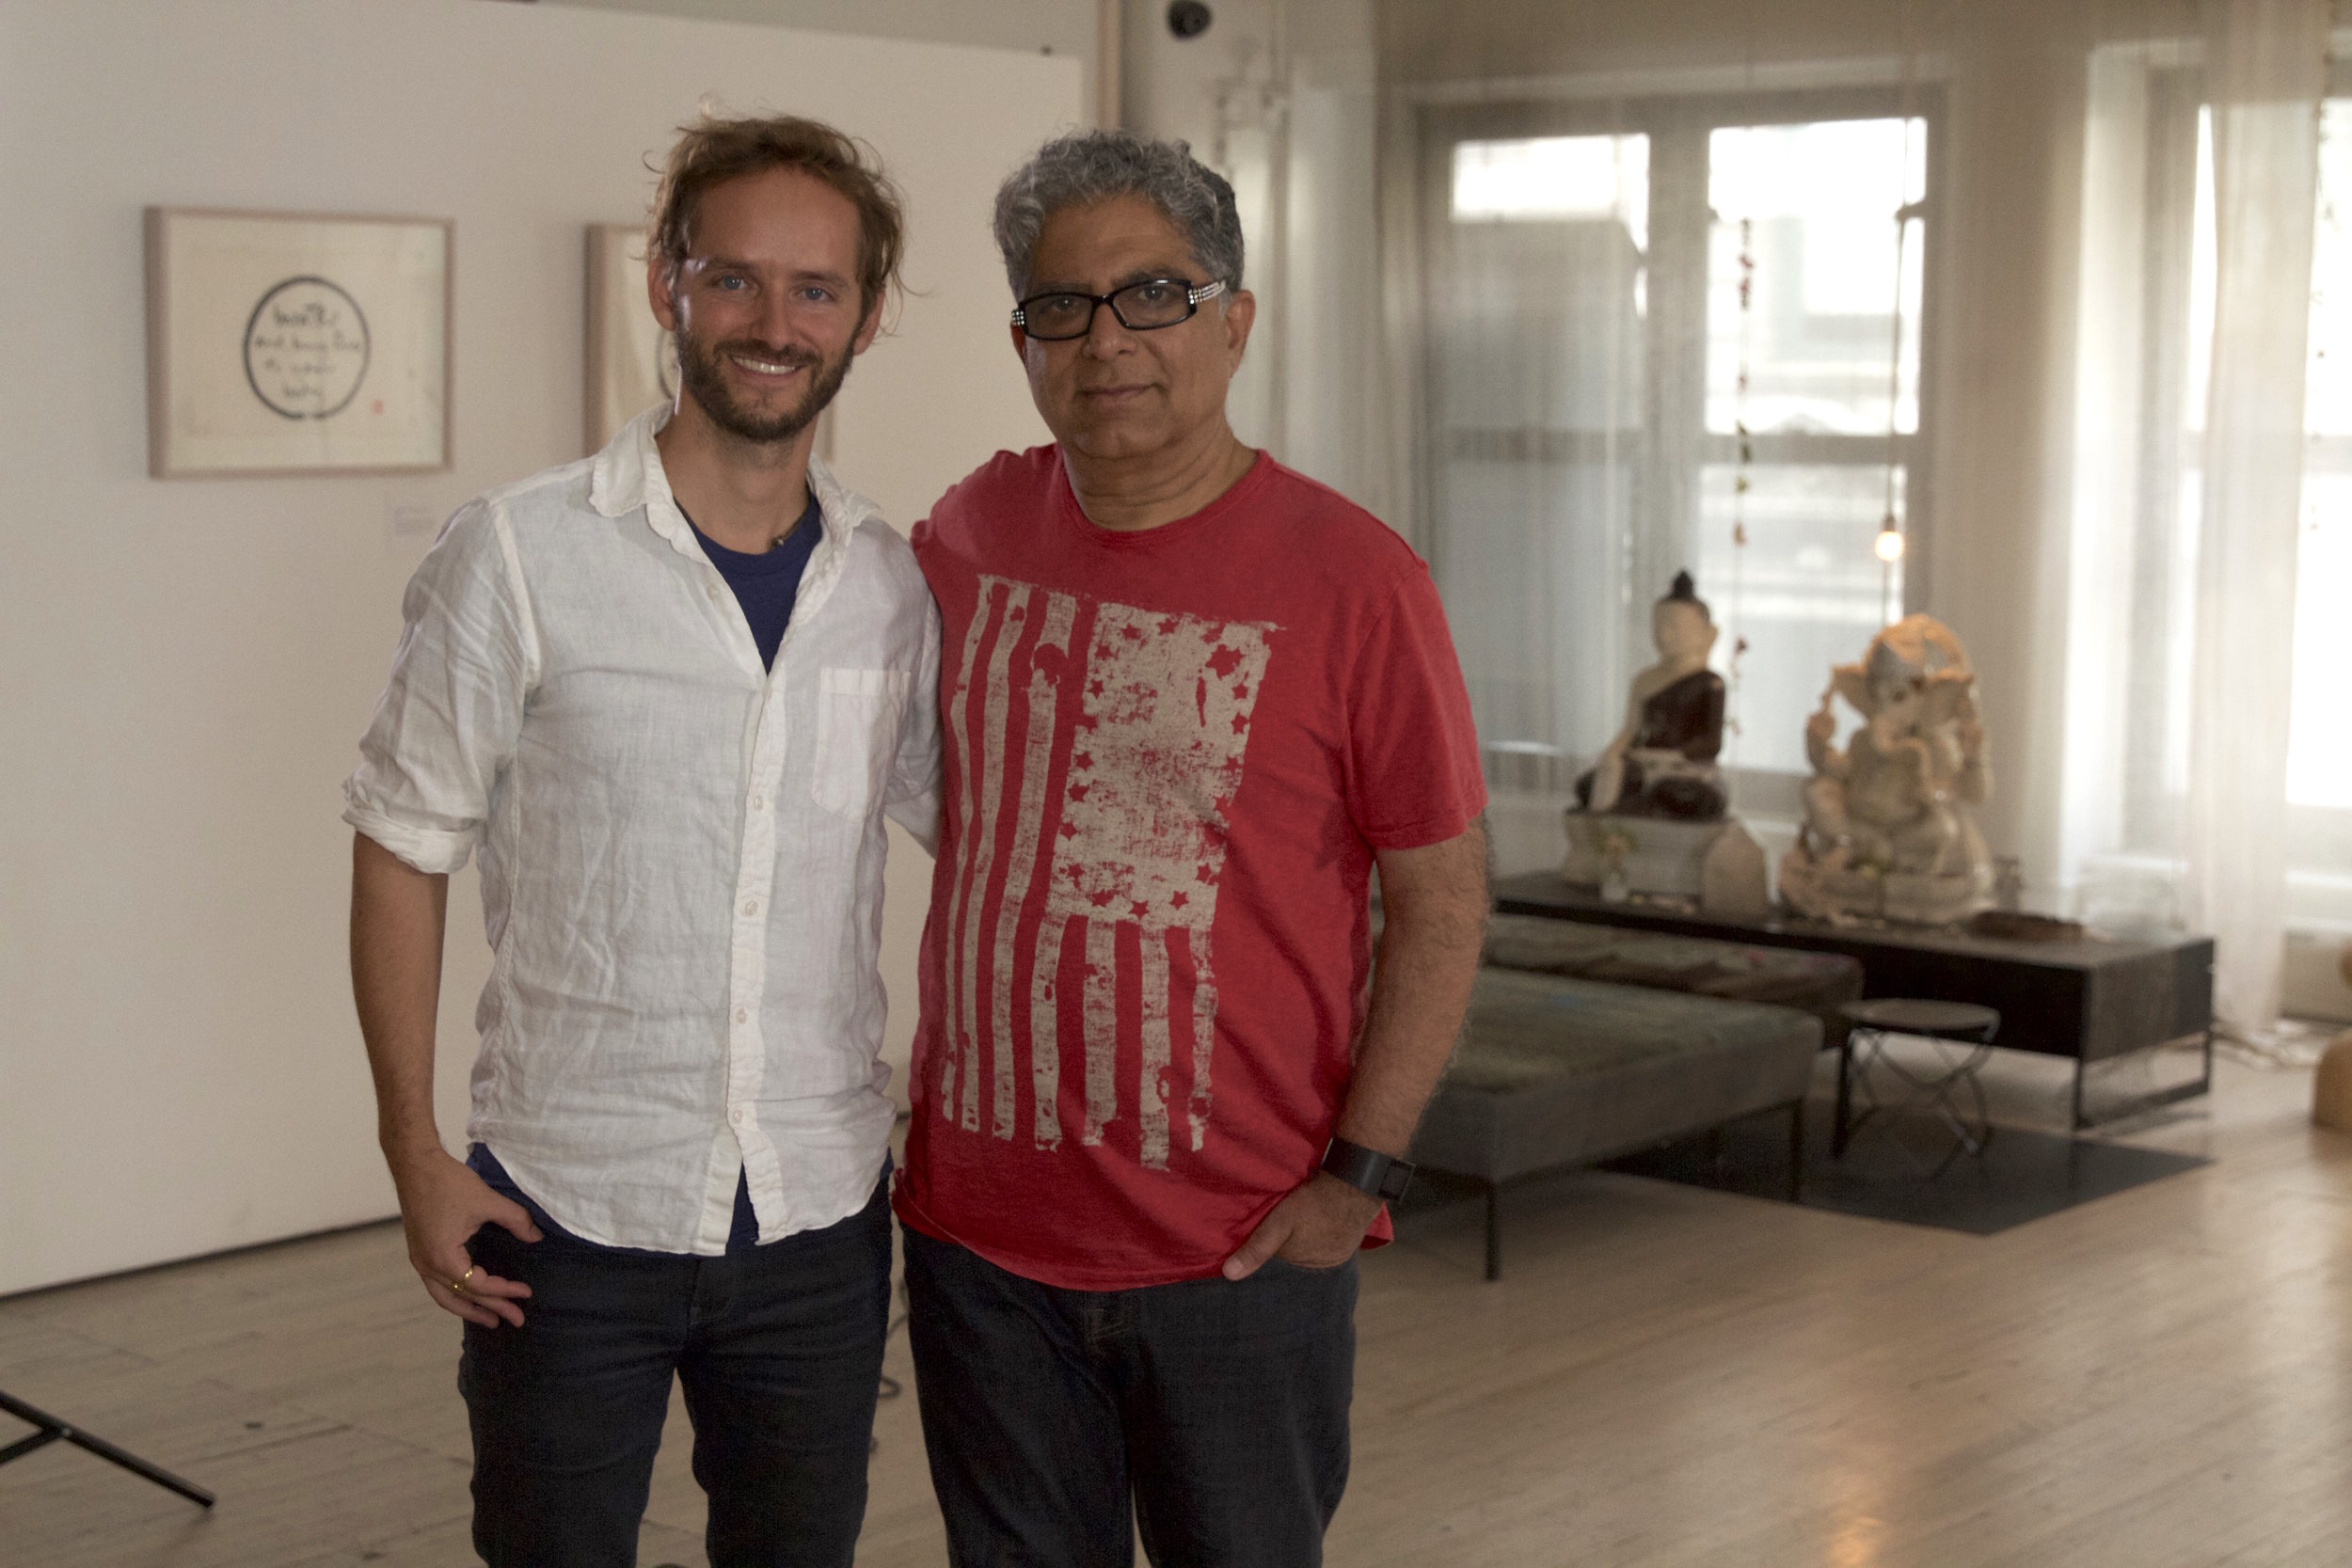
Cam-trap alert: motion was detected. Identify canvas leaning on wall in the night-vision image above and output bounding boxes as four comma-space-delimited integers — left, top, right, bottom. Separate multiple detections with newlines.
144, 208, 451, 477
584, 222, 679, 455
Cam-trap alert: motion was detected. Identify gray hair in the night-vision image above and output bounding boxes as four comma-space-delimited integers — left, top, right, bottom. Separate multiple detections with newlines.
993, 130, 1245, 298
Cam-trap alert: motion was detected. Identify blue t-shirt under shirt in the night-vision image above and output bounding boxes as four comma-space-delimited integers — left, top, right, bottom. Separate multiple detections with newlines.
687, 489, 824, 671
466, 489, 825, 1255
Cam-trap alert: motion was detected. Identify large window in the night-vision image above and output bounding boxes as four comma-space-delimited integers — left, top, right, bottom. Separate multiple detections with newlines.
1698, 119, 1925, 775
1421, 90, 1934, 800
2289, 95, 2352, 830
2110, 70, 2352, 886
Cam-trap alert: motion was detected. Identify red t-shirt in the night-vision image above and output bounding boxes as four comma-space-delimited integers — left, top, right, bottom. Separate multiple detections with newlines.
894, 447, 1486, 1289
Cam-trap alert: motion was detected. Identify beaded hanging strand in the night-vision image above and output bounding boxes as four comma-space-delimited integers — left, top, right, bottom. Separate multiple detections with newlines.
1879, 138, 1912, 626
1725, 213, 1755, 758
1719, 0, 1762, 765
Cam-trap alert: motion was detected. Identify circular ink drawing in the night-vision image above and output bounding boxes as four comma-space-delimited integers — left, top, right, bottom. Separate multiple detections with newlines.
243, 276, 372, 420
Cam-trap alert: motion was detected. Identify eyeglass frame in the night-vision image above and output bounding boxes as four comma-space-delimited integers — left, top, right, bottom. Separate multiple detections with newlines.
1009, 277, 1229, 341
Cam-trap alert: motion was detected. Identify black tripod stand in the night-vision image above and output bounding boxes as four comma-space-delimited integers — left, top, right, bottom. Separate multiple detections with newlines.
0, 1387, 215, 1507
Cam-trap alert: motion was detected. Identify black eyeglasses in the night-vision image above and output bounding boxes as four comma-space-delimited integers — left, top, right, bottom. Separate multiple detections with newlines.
1010, 278, 1227, 341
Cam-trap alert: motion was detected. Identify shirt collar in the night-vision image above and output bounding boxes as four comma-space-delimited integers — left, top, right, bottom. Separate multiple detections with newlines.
588, 403, 880, 560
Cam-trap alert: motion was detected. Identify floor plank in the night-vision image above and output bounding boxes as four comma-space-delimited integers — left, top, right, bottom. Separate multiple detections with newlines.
3, 1051, 2345, 1567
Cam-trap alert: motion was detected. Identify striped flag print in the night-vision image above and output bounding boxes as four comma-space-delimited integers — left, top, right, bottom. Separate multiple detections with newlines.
939, 574, 1276, 1171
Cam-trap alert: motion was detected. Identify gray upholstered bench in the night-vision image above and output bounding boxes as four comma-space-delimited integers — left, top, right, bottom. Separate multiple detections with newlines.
1483, 912, 1864, 1033
1409, 969, 1823, 1279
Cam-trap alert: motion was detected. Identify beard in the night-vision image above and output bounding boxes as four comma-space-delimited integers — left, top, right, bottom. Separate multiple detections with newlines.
673, 324, 853, 446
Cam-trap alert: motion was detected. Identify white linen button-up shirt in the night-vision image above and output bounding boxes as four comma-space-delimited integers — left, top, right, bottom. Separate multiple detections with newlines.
343, 406, 940, 1254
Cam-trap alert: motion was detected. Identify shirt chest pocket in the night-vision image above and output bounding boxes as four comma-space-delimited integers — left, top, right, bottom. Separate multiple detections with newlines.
812, 666, 912, 818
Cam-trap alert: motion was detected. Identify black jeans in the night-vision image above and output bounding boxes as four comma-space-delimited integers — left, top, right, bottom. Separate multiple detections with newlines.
902, 1227, 1358, 1568
458, 1171, 892, 1568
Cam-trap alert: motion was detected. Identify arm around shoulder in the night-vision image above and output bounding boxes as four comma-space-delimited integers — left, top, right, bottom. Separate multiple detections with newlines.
882, 586, 945, 858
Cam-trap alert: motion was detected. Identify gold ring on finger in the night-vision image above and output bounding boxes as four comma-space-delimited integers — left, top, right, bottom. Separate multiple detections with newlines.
449, 1266, 475, 1294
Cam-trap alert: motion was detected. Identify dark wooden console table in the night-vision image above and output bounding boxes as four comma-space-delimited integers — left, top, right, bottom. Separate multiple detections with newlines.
1492, 871, 2215, 1129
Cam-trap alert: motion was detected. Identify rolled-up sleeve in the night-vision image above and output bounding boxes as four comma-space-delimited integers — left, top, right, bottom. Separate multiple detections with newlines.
342, 501, 537, 874
883, 596, 944, 858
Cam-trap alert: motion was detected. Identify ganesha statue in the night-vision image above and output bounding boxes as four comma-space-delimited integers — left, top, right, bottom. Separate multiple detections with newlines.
1777, 614, 1994, 926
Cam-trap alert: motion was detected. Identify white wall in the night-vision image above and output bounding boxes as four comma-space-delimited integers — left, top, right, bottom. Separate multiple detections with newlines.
551, 0, 1093, 54
0, 0, 1080, 1296
548, 0, 1104, 119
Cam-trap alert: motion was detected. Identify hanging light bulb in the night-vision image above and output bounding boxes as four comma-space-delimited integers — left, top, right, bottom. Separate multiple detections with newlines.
1875, 519, 1906, 562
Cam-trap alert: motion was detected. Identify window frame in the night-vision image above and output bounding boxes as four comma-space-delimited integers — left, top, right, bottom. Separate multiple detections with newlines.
1413, 82, 1950, 807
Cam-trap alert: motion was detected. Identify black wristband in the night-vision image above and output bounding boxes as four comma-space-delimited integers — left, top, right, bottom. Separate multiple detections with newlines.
1321, 1136, 1415, 1204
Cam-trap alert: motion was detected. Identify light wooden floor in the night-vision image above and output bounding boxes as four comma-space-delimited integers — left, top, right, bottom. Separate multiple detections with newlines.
5, 1050, 2347, 1567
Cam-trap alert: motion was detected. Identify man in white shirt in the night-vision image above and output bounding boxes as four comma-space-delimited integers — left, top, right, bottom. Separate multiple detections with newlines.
344, 115, 938, 1568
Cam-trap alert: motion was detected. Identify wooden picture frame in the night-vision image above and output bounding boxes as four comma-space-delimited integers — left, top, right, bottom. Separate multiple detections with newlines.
145, 207, 453, 478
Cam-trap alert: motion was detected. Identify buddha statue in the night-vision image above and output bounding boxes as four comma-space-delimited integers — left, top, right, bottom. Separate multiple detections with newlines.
1576, 572, 1728, 821
1778, 614, 1994, 925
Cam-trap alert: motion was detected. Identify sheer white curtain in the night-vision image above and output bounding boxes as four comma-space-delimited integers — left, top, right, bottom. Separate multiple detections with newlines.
2185, 0, 2328, 1036
1419, 119, 1661, 817
2066, 3, 2328, 1039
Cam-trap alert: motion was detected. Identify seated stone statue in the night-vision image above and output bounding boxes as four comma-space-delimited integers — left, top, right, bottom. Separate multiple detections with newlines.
1778, 614, 1994, 925
1576, 572, 1727, 821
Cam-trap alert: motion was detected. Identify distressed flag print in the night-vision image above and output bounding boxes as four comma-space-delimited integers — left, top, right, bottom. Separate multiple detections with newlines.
938, 574, 1277, 1171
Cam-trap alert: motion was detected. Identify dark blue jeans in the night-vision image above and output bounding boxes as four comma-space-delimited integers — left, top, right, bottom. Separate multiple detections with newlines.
458, 1171, 893, 1568
902, 1227, 1358, 1568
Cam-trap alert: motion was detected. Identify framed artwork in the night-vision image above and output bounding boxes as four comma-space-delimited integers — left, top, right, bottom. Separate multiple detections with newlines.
144, 208, 452, 478
584, 223, 834, 460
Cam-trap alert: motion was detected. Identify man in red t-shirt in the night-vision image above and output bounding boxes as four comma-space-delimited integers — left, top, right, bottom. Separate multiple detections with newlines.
897, 130, 1488, 1566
